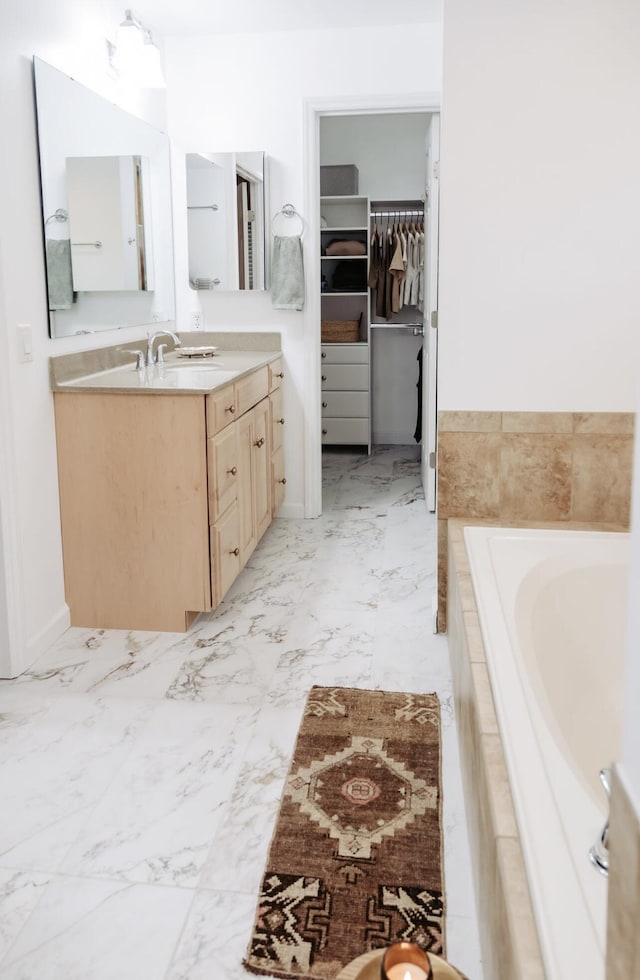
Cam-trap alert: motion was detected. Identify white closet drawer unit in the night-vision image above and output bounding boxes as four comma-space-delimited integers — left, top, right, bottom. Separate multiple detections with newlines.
320, 344, 369, 365
321, 418, 370, 445
321, 363, 369, 391
321, 390, 369, 418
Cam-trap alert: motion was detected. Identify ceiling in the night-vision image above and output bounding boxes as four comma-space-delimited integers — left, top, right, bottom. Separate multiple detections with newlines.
127, 0, 442, 39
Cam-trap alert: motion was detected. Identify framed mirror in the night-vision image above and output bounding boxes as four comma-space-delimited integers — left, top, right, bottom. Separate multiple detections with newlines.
185, 151, 267, 291
33, 57, 175, 338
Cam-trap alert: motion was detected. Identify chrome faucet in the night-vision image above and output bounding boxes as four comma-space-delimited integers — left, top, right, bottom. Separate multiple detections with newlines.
147, 329, 181, 367
589, 767, 611, 876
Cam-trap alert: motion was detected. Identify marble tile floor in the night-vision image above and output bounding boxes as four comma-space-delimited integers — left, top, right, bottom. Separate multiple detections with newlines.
0, 446, 484, 980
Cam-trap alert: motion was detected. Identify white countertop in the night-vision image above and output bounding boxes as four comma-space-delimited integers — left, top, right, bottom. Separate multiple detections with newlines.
52, 350, 280, 395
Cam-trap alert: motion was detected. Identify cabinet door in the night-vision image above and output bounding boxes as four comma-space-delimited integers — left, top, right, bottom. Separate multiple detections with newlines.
208, 424, 238, 523
253, 397, 272, 542
210, 502, 241, 607
272, 446, 286, 515
270, 387, 285, 454
236, 410, 257, 567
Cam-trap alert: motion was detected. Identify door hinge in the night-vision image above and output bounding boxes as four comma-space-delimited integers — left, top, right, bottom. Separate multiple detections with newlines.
433, 160, 440, 179
430, 310, 438, 330
429, 451, 437, 470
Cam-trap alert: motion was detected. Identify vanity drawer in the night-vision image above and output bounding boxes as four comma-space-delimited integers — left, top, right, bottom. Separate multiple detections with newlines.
321, 343, 369, 364
270, 388, 285, 453
206, 384, 237, 435
236, 365, 269, 417
321, 417, 369, 445
321, 390, 369, 418
321, 363, 369, 391
207, 425, 238, 524
269, 358, 285, 392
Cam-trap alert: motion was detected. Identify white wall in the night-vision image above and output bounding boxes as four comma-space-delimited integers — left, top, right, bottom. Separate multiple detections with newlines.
438, 0, 640, 412
0, 0, 171, 675
320, 113, 428, 201
165, 24, 442, 514
438, 0, 640, 815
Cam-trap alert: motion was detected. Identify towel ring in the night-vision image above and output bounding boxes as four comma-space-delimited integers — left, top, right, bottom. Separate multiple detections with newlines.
272, 203, 304, 237
46, 208, 68, 226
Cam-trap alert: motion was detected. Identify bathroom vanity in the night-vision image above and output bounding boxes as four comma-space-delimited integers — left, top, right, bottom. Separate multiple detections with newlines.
50, 340, 284, 631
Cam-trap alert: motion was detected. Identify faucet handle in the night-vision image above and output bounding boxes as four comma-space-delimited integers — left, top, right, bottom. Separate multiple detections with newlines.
156, 343, 170, 364
599, 768, 612, 798
118, 347, 145, 371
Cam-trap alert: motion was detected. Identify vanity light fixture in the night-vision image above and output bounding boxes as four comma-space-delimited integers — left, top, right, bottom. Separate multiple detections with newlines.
108, 9, 166, 89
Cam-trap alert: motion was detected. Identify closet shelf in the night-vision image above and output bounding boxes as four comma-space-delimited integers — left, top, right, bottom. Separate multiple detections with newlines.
321, 226, 368, 233
321, 255, 367, 261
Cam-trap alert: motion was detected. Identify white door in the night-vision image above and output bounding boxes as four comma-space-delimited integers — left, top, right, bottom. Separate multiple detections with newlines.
421, 114, 440, 511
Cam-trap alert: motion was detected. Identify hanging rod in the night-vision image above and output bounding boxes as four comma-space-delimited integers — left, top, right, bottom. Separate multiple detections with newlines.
370, 209, 423, 218
187, 204, 219, 211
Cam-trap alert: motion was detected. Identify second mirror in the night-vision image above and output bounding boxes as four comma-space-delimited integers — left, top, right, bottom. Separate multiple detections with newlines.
186, 151, 267, 292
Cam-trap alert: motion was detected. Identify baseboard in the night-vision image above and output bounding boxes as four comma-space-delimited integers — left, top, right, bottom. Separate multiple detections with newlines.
276, 502, 305, 519
23, 603, 70, 674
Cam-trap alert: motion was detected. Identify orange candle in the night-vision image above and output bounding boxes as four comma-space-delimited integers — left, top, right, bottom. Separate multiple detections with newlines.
380, 942, 432, 980
385, 965, 429, 980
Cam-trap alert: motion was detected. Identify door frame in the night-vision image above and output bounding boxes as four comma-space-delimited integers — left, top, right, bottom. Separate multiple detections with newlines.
303, 93, 441, 518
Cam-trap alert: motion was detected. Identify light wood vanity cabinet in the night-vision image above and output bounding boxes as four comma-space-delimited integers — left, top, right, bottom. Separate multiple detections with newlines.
54, 359, 284, 633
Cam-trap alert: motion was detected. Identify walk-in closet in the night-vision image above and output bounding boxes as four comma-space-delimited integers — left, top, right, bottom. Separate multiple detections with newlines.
319, 112, 433, 482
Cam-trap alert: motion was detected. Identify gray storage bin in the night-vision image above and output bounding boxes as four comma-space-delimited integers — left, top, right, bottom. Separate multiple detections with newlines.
320, 164, 359, 196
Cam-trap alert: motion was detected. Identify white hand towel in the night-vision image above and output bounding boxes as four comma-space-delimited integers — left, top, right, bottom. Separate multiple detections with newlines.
271, 235, 305, 311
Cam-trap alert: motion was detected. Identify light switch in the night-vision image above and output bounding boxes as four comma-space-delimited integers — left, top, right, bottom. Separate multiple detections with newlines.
18, 324, 33, 362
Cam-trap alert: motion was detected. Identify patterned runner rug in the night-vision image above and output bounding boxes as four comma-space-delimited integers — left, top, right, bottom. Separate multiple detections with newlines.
244, 686, 444, 979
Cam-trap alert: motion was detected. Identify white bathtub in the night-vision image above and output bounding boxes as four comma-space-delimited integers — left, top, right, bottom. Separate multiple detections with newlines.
463, 526, 629, 980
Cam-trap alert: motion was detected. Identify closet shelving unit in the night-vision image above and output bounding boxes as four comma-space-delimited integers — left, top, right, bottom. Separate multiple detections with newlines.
320, 194, 371, 452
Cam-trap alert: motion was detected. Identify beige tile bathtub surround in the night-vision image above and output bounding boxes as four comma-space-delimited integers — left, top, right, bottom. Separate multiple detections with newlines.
447, 521, 545, 980
607, 766, 640, 980
436, 411, 634, 630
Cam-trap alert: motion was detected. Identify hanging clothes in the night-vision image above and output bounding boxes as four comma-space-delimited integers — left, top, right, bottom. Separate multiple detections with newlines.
368, 206, 425, 321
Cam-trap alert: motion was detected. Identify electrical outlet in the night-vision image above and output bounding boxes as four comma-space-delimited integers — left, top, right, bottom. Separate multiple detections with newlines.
190, 311, 203, 329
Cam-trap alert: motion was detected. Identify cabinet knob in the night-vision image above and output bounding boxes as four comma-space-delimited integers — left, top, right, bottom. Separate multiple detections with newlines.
276, 371, 284, 379
321, 375, 327, 381
278, 477, 287, 485
225, 404, 236, 414
321, 352, 326, 358
276, 417, 285, 425
322, 402, 327, 408
227, 466, 238, 476
254, 437, 265, 448
322, 428, 328, 435
230, 547, 240, 557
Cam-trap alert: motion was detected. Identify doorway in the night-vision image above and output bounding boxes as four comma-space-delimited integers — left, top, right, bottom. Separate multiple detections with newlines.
303, 96, 440, 519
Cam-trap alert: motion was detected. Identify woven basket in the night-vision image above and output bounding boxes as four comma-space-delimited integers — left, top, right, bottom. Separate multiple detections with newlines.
321, 319, 360, 343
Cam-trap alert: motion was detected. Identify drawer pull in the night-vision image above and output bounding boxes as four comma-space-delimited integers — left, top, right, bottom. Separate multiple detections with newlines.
321, 352, 326, 358
225, 404, 236, 414
254, 437, 265, 448
278, 477, 287, 485
321, 375, 327, 381
276, 417, 285, 425
230, 547, 240, 557
322, 401, 327, 408
275, 371, 284, 379
227, 466, 238, 476
322, 428, 327, 435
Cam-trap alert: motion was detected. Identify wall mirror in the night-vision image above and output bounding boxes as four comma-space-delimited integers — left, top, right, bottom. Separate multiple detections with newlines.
186, 151, 267, 292
33, 57, 175, 338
